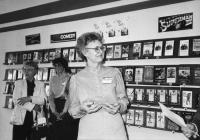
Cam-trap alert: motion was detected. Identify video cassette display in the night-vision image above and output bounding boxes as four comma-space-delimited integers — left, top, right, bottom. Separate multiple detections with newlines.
156, 89, 168, 105
62, 48, 69, 61
135, 67, 144, 83
143, 66, 154, 83
126, 109, 135, 125
182, 90, 193, 109
153, 41, 163, 57
43, 50, 49, 63
121, 44, 130, 59
48, 49, 56, 62
192, 38, 200, 56
124, 67, 134, 83
146, 110, 156, 128
142, 42, 153, 58
179, 39, 189, 56
166, 66, 177, 84
134, 88, 145, 104
145, 88, 156, 104
68, 48, 75, 62
126, 87, 134, 103
168, 88, 181, 107
164, 40, 174, 56
178, 66, 191, 85
192, 65, 200, 85
154, 66, 166, 84
113, 44, 122, 59
134, 109, 144, 126
106, 45, 114, 60
156, 111, 166, 129
132, 42, 142, 59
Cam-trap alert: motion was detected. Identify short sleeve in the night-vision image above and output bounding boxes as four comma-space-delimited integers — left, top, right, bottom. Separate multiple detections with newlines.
115, 68, 129, 113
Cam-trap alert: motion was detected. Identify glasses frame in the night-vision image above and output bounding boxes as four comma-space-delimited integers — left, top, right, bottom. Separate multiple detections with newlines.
85, 45, 106, 53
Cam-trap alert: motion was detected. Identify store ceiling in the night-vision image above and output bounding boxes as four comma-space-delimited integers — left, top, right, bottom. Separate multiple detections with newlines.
0, 0, 193, 25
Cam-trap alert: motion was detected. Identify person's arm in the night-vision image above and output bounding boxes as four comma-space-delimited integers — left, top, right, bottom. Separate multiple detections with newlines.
68, 75, 87, 118
115, 68, 129, 113
30, 81, 46, 105
60, 76, 71, 114
12, 80, 22, 106
48, 78, 58, 114
19, 81, 46, 111
13, 80, 35, 111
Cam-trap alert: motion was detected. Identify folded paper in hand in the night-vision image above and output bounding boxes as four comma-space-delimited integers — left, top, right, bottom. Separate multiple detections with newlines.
158, 102, 187, 128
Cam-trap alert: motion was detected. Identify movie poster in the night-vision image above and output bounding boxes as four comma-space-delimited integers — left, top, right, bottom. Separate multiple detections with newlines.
159, 13, 193, 32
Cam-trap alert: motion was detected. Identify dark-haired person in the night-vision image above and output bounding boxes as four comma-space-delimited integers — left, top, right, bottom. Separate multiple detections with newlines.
48, 57, 79, 140
10, 61, 46, 140
69, 32, 129, 140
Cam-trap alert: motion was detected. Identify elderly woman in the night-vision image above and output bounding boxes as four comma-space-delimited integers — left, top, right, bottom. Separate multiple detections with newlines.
11, 61, 46, 140
69, 32, 129, 140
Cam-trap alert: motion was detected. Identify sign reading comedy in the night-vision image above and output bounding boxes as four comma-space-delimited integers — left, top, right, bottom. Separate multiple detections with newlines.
51, 32, 76, 43
158, 13, 193, 32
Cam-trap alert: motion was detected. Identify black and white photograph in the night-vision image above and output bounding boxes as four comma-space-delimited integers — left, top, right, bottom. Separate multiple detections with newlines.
0, 1, 199, 140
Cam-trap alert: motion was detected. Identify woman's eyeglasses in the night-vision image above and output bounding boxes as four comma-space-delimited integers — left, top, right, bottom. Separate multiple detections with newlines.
85, 46, 106, 53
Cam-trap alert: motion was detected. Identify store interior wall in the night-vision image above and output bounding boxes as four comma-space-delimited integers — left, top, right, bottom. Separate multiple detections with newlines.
0, 1, 199, 140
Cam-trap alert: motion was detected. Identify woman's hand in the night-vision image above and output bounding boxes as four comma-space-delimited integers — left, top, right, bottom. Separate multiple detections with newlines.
102, 103, 120, 115
81, 100, 102, 114
17, 97, 31, 105
182, 124, 198, 139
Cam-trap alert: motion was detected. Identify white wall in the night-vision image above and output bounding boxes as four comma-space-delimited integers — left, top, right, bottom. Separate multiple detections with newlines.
0, 1, 199, 140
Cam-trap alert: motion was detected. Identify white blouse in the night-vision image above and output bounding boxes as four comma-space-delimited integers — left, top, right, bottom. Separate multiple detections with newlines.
69, 66, 129, 140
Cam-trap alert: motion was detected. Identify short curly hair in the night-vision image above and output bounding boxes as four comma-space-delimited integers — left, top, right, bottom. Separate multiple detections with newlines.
76, 32, 104, 60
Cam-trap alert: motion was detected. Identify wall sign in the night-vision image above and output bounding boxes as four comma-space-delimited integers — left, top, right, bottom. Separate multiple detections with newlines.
158, 13, 193, 32
25, 33, 40, 45
51, 32, 76, 43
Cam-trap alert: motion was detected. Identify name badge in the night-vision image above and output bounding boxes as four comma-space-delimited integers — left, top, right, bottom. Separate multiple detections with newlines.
102, 77, 112, 84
